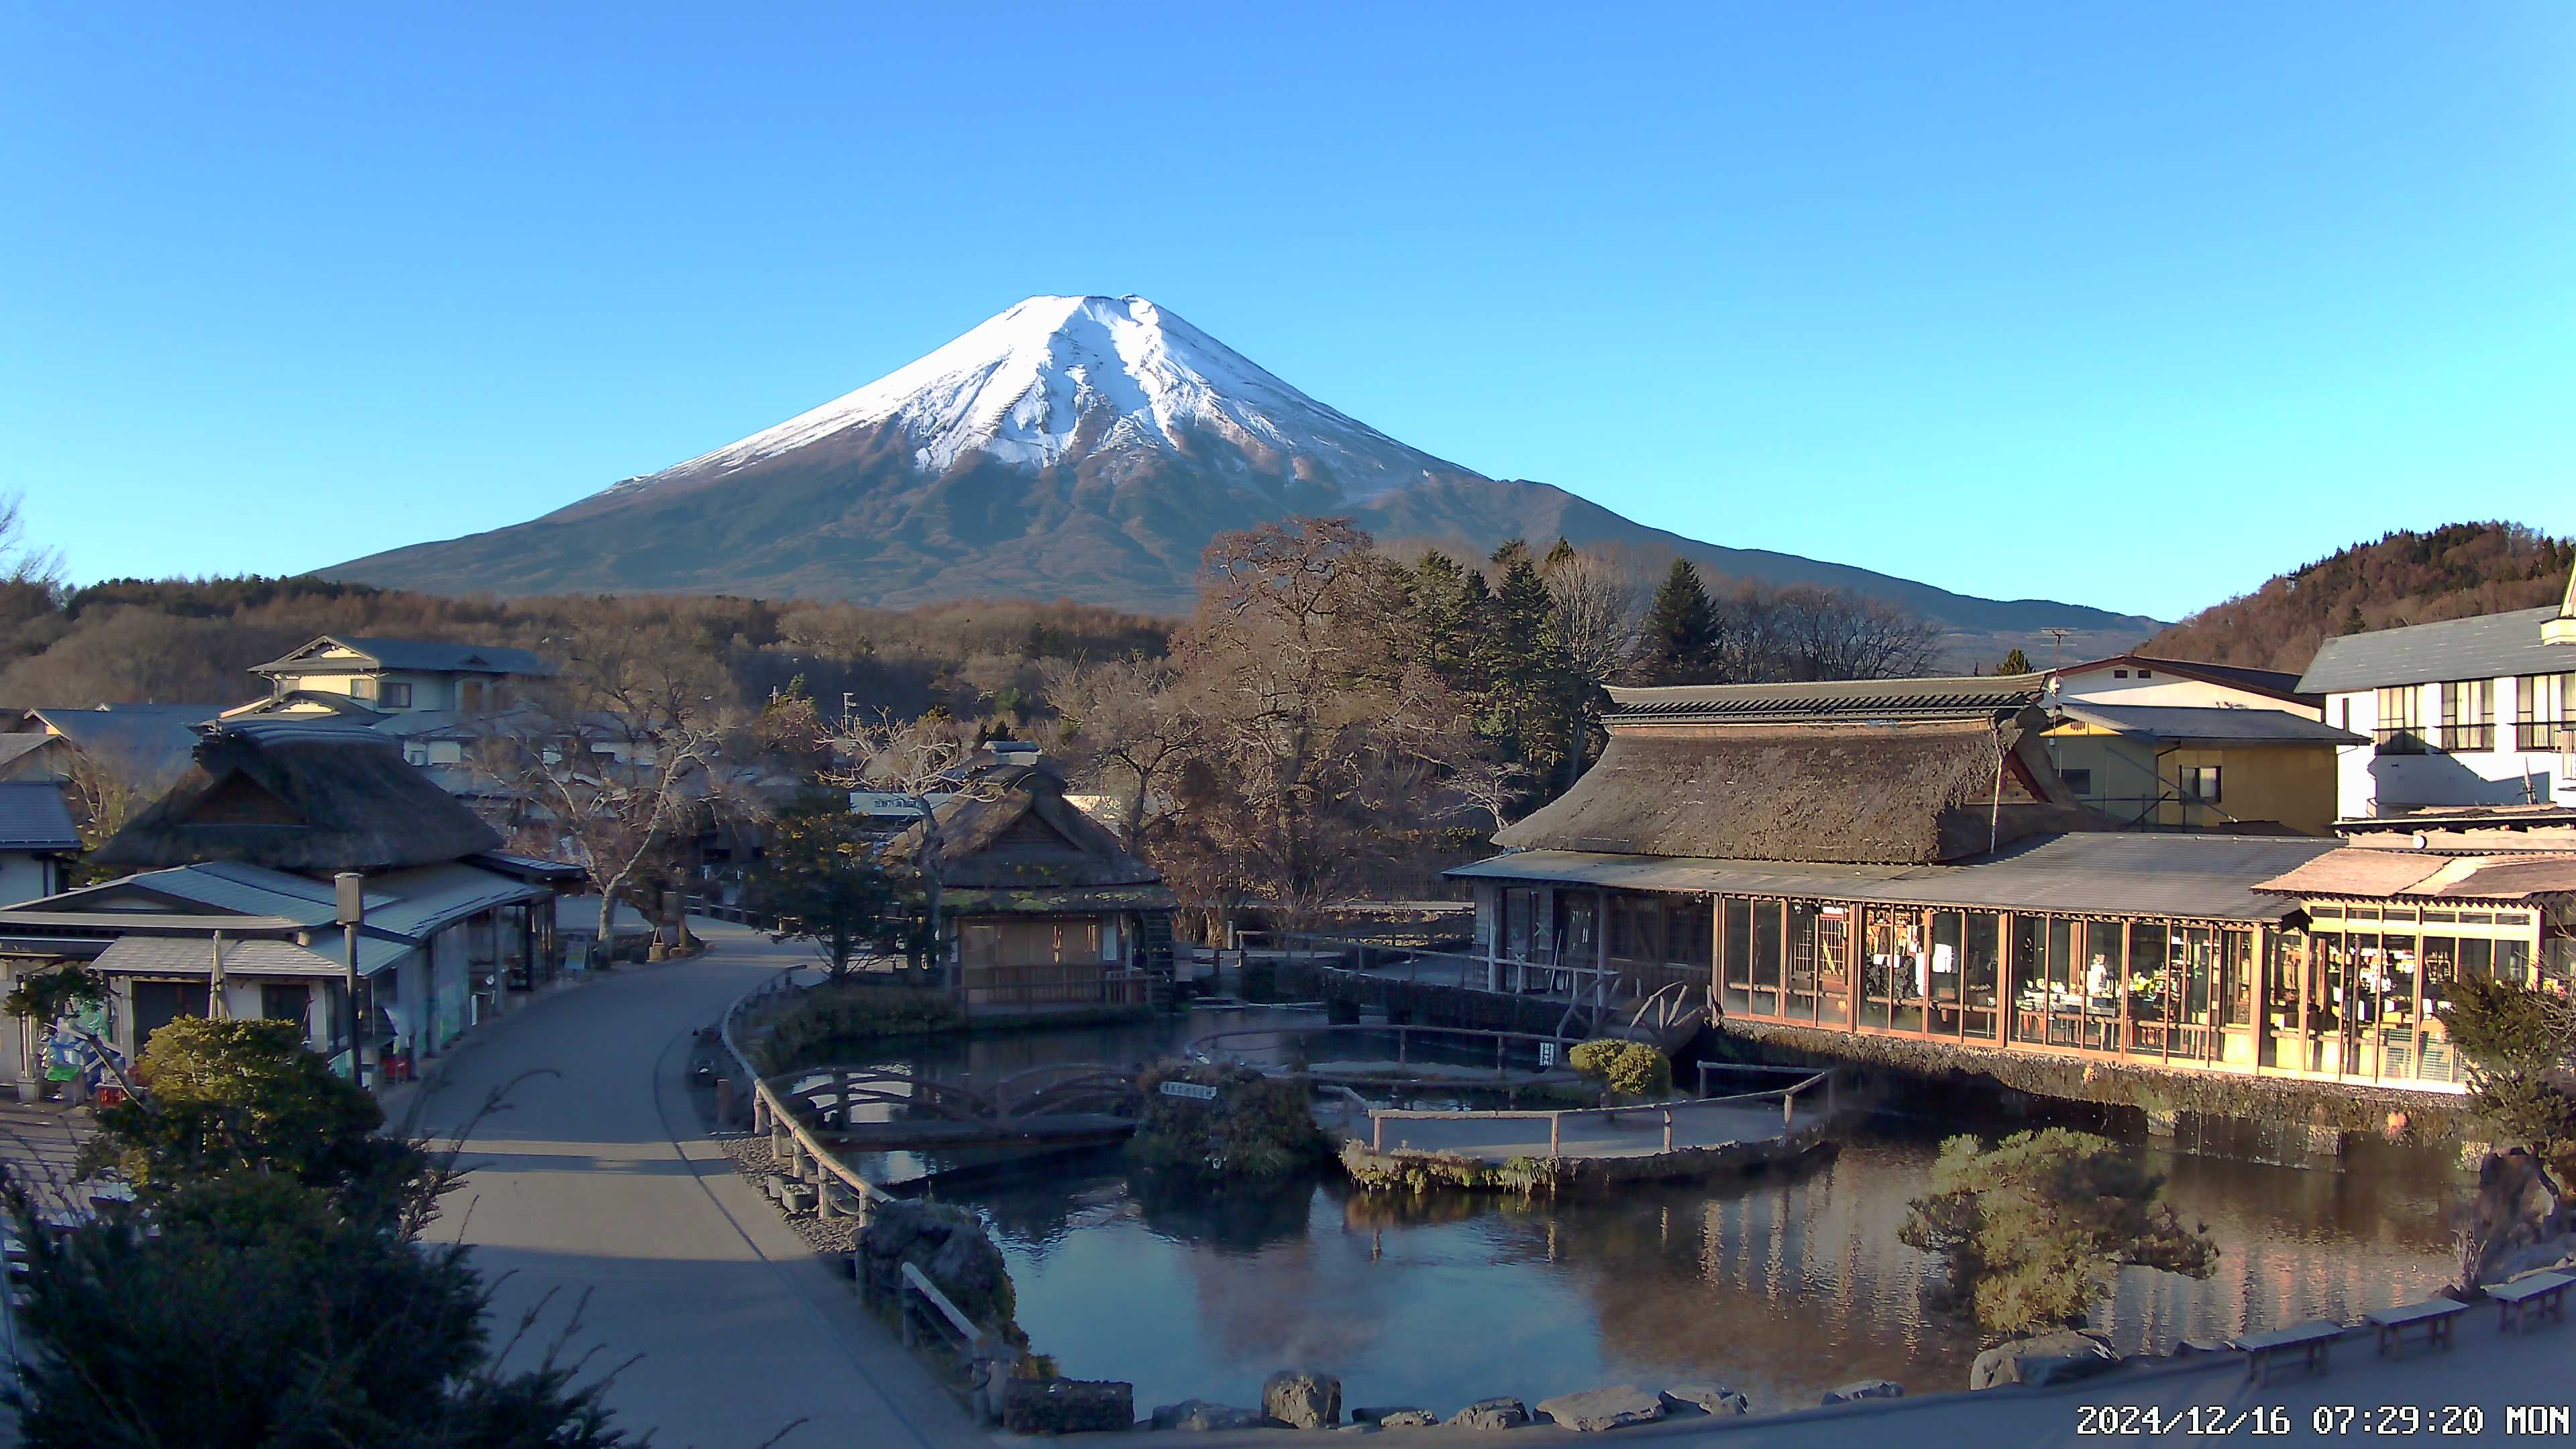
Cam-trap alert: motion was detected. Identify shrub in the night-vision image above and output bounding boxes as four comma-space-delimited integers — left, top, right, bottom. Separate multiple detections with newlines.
1128, 1060, 1328, 1182
1568, 1039, 1670, 1101
752, 983, 963, 1071
1898, 1128, 2217, 1342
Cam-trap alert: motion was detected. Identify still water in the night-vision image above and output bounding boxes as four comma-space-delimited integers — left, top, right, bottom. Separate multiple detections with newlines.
839, 1011, 2462, 1415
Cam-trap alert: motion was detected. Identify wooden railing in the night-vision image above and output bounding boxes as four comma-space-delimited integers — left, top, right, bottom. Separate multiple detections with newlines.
898, 1262, 1022, 1425
962, 963, 1150, 1010
1362, 1065, 1836, 1157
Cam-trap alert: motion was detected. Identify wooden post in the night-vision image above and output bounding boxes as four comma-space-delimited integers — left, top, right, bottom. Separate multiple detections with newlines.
1824, 1071, 1836, 1123
1372, 1114, 1383, 1151
1661, 1109, 1673, 1152
1782, 1087, 1794, 1134
1548, 1113, 1561, 1158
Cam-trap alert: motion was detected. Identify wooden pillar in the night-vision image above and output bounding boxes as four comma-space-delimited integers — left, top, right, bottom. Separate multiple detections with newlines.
2297, 929, 2312, 1073
1998, 912, 2015, 1046
2118, 918, 2133, 1058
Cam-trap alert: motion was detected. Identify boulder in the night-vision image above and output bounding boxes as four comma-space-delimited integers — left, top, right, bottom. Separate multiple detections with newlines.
1660, 1384, 1749, 1416
1376, 1411, 1438, 1428
1350, 1407, 1415, 1427
1264, 1371, 1342, 1430
1152, 1400, 1274, 1432
1004, 1379, 1136, 1435
1446, 1398, 1530, 1431
1536, 1385, 1667, 1432
1819, 1379, 1903, 1405
1969, 1330, 2117, 1391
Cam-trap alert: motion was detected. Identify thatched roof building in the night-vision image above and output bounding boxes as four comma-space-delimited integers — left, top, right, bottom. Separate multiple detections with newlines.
888, 763, 1173, 912
1498, 676, 2100, 866
94, 719, 500, 874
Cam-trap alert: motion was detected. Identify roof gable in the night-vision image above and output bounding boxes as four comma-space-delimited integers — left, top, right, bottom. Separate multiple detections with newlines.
250, 635, 559, 679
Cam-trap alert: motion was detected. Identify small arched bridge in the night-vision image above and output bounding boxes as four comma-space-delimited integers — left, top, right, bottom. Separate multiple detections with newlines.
767, 1062, 1144, 1149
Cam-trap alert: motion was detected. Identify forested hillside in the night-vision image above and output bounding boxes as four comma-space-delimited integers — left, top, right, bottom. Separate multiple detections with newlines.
2144, 523, 2573, 674
0, 572, 1167, 722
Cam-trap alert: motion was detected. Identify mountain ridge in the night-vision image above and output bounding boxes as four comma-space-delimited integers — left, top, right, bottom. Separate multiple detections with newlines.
327, 294, 2159, 657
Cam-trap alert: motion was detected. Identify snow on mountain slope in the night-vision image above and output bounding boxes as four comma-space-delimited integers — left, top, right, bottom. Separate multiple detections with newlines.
596, 294, 1464, 502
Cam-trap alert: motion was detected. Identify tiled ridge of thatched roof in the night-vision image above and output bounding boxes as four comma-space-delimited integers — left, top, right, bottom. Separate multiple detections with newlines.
887, 764, 1161, 890
1607, 674, 2047, 727
1496, 714, 2097, 866
95, 719, 500, 874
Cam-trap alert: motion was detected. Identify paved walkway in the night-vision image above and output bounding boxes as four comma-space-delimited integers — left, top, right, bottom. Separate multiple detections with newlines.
405, 921, 982, 1449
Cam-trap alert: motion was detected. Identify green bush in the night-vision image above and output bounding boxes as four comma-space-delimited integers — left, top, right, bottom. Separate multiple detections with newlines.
1898, 1128, 2218, 1342
1568, 1039, 1670, 1100
1128, 1060, 1328, 1182
753, 983, 963, 1071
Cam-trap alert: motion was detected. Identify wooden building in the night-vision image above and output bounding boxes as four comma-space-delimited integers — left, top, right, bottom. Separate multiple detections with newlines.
0, 720, 563, 1090
1446, 675, 2557, 1094
888, 761, 1176, 1014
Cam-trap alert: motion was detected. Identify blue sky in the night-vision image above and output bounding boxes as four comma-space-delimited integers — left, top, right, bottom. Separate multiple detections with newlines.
6, 2, 2571, 621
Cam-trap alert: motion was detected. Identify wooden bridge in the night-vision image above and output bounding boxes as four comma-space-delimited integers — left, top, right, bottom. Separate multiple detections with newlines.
769, 1061, 1144, 1149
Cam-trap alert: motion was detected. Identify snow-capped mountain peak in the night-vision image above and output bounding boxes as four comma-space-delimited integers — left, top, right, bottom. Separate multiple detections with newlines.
607, 294, 1463, 499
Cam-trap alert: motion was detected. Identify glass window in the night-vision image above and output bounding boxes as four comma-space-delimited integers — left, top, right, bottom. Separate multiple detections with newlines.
2421, 937, 2458, 1024
1751, 900, 1783, 1005
2061, 767, 2094, 796
2438, 679, 2495, 751
2375, 685, 2425, 755
1962, 912, 2000, 1040
1813, 906, 1852, 1025
1662, 899, 1711, 967
1929, 912, 1964, 1035
2516, 673, 2572, 751
2222, 930, 2255, 1028
380, 681, 413, 708
2180, 765, 2222, 804
1721, 898, 1754, 1014
2498, 936, 2533, 988
1785, 902, 1823, 1022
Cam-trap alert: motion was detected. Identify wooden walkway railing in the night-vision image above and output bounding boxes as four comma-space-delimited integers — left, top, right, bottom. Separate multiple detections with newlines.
1362, 1063, 1836, 1157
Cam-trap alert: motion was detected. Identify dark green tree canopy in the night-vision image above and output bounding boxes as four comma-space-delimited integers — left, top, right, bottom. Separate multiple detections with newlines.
751, 786, 913, 979
1642, 558, 1719, 684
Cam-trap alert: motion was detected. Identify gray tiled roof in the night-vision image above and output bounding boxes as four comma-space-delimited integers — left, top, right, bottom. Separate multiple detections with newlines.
2051, 702, 2364, 745
25, 704, 239, 780
2298, 606, 2573, 693
251, 635, 558, 678
0, 782, 79, 850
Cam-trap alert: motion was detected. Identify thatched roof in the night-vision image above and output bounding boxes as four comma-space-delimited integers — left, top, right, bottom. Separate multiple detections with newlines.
1495, 712, 2098, 866
94, 719, 500, 874
887, 763, 1163, 892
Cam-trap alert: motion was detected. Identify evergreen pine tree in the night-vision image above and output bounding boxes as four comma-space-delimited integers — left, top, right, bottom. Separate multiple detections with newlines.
1642, 558, 1719, 684
1996, 647, 2033, 675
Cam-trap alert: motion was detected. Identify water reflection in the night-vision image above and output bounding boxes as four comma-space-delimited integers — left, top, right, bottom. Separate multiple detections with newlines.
833, 1010, 2459, 1413
965, 1123, 2458, 1415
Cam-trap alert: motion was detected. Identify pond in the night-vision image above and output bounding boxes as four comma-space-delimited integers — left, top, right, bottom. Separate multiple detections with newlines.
838, 1009, 2463, 1415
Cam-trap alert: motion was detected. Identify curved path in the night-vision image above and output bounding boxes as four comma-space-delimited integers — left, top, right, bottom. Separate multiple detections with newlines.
405, 922, 979, 1449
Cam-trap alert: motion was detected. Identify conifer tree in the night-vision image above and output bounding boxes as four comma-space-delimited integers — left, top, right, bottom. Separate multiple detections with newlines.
1996, 647, 2033, 675
1642, 558, 1719, 683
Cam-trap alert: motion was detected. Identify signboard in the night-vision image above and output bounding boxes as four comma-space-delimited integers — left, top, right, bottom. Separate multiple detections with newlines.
1159, 1081, 1220, 1101
1537, 1041, 1557, 1068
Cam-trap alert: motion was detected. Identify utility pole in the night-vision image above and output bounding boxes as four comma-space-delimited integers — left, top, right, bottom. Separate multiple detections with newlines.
336, 871, 373, 1090
2043, 627, 2074, 671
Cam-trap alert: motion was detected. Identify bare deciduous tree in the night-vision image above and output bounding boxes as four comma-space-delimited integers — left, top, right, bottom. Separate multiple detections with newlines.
1041, 654, 1203, 847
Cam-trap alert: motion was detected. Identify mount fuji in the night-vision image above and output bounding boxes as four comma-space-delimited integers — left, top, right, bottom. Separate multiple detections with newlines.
327, 294, 2157, 653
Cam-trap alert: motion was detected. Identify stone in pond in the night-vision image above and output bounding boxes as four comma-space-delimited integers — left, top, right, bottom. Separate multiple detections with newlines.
1446, 1399, 1530, 1431
1660, 1383, 1749, 1415
1375, 1410, 1438, 1429
1152, 1399, 1273, 1431
1264, 1370, 1341, 1430
1536, 1385, 1667, 1432
1819, 1379, 1903, 1405
1969, 1330, 2116, 1391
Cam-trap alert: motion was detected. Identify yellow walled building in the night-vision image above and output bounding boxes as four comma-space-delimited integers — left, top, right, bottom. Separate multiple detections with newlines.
2043, 703, 2362, 837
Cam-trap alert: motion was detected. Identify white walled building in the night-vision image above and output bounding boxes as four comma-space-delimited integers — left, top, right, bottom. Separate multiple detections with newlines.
2298, 574, 2576, 826
2047, 654, 2321, 717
